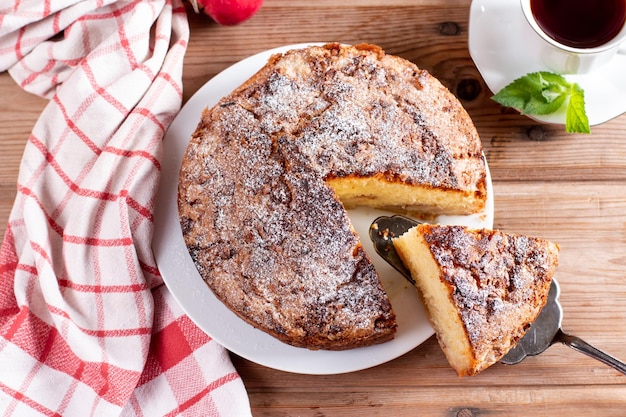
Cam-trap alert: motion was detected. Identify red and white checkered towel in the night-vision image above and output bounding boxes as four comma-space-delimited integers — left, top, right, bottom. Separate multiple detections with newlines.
0, 1, 251, 415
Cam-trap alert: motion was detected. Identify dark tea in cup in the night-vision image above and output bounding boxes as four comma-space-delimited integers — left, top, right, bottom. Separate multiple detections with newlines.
530, 0, 626, 49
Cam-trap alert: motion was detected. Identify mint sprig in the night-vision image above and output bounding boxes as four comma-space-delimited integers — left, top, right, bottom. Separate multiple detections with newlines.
492, 71, 590, 134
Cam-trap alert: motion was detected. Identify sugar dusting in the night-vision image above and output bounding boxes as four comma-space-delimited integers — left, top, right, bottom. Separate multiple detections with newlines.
178, 44, 486, 349
422, 225, 558, 360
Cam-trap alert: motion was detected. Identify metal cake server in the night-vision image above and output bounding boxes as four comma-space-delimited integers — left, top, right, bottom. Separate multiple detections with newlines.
369, 214, 626, 374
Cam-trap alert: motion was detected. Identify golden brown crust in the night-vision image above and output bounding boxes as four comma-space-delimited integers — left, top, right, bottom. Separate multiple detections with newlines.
178, 43, 487, 350
394, 224, 559, 375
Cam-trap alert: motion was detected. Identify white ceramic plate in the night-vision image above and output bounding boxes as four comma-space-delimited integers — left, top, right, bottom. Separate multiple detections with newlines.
469, 0, 626, 126
152, 43, 495, 375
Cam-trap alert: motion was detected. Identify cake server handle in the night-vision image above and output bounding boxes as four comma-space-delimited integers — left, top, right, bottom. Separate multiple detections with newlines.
553, 329, 626, 375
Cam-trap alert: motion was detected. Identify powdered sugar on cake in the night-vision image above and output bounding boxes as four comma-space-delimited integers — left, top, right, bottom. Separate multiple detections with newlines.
177, 44, 486, 350
422, 226, 555, 353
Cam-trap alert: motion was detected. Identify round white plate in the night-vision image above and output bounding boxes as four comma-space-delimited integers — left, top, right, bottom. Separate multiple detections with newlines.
152, 43, 495, 375
469, 0, 626, 126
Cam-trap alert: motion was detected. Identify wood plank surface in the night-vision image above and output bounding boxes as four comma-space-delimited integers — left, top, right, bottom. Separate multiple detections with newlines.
1, 0, 625, 415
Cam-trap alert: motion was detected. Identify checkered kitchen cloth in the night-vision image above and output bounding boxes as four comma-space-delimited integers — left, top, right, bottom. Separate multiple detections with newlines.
0, 0, 251, 415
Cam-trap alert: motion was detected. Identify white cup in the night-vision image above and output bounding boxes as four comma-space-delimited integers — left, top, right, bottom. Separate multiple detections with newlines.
520, 0, 626, 74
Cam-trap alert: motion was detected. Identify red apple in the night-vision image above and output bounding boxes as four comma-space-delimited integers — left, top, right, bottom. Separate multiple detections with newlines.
189, 0, 264, 26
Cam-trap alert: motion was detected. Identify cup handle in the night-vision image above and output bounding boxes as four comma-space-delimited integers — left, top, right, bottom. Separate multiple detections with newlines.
619, 41, 626, 55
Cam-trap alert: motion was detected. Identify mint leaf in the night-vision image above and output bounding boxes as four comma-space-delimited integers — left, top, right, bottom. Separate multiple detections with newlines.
491, 71, 590, 134
566, 83, 590, 134
492, 72, 568, 115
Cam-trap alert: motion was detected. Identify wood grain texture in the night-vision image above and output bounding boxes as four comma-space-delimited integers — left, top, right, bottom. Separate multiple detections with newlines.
1, 0, 625, 414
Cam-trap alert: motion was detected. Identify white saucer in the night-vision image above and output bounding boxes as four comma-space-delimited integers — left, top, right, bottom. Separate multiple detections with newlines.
152, 43, 494, 375
469, 0, 626, 126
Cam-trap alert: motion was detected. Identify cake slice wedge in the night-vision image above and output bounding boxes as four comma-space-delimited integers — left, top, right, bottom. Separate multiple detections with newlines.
393, 224, 559, 376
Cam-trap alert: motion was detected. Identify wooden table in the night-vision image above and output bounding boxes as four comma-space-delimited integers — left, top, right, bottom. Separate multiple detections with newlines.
2, 0, 625, 415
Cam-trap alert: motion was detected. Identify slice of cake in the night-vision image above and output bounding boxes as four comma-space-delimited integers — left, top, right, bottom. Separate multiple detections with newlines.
393, 224, 559, 375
